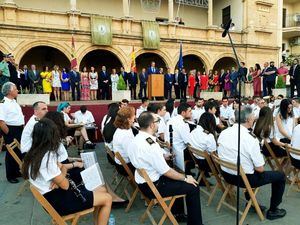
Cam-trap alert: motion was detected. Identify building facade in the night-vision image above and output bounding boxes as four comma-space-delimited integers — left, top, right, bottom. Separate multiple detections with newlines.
0, 0, 283, 73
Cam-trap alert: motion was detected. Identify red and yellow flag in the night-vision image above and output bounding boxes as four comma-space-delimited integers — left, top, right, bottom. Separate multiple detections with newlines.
70, 34, 78, 68
130, 46, 136, 73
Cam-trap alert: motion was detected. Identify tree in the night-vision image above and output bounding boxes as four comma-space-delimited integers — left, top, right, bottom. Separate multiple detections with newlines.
117, 75, 126, 90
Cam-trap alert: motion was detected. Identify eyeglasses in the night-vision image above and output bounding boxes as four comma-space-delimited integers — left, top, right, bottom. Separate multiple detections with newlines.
154, 118, 161, 123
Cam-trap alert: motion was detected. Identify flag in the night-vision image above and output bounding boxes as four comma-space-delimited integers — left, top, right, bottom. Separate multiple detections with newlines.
70, 34, 78, 68
130, 46, 137, 73
178, 42, 183, 71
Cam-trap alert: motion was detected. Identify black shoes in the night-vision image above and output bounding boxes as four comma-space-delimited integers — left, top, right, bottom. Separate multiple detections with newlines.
7, 178, 19, 184
112, 200, 129, 209
83, 141, 96, 150
266, 208, 286, 220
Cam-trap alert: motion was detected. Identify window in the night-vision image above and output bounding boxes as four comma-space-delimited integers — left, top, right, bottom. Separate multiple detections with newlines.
282, 43, 286, 51
222, 6, 231, 26
283, 8, 287, 28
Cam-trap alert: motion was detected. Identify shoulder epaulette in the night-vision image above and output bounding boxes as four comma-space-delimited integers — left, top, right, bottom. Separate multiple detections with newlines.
0, 99, 4, 103
146, 137, 154, 145
248, 131, 257, 139
34, 117, 39, 121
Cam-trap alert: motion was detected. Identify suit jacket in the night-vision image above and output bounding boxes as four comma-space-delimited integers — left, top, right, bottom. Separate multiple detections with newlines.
178, 72, 188, 87
173, 73, 179, 85
127, 72, 138, 86
139, 72, 148, 86
69, 70, 81, 84
219, 72, 226, 87
28, 69, 41, 83
164, 73, 174, 88
289, 64, 300, 83
7, 62, 18, 84
147, 67, 158, 75
99, 71, 110, 87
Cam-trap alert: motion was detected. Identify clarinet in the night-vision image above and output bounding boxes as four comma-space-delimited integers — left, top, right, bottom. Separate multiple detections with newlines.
169, 124, 174, 168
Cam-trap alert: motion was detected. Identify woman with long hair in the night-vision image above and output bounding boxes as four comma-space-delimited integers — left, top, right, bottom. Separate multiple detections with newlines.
164, 98, 174, 123
52, 65, 62, 101
40, 66, 52, 95
252, 63, 262, 97
89, 66, 98, 100
61, 68, 70, 101
22, 119, 112, 225
254, 106, 286, 157
81, 66, 90, 101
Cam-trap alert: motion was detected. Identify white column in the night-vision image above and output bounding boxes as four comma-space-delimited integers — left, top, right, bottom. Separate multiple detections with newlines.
168, 0, 174, 22
208, 0, 213, 27
4, 0, 15, 4
70, 0, 77, 11
123, 0, 130, 17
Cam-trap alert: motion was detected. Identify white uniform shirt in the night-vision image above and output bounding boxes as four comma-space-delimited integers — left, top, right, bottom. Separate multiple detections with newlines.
190, 125, 216, 159
291, 124, 300, 160
74, 110, 95, 126
293, 106, 300, 119
21, 115, 38, 153
101, 114, 109, 133
112, 128, 135, 165
0, 97, 24, 126
127, 131, 170, 184
192, 106, 205, 123
62, 111, 71, 123
274, 116, 294, 140
218, 124, 265, 175
253, 106, 260, 119
164, 112, 171, 123
136, 105, 147, 118
171, 107, 178, 118
220, 105, 233, 120
156, 114, 166, 137
29, 151, 61, 195
57, 143, 68, 162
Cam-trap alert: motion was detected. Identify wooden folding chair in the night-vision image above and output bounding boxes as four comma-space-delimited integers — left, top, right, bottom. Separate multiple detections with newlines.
263, 139, 288, 173
187, 145, 225, 206
0, 135, 4, 152
30, 185, 94, 225
285, 145, 300, 196
137, 169, 185, 225
211, 152, 264, 225
6, 138, 29, 196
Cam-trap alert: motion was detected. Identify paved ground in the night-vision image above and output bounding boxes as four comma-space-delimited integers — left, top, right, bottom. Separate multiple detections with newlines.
0, 143, 299, 225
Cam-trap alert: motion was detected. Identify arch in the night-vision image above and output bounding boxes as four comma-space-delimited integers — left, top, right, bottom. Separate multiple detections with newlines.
14, 40, 72, 63
0, 40, 11, 55
135, 52, 167, 74
212, 53, 244, 69
173, 50, 210, 71
77, 46, 127, 70
212, 56, 238, 73
135, 49, 172, 70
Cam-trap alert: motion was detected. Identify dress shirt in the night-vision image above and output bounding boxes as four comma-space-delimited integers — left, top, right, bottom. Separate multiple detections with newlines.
136, 105, 147, 118
74, 110, 95, 126
21, 115, 38, 153
192, 106, 205, 123
0, 97, 24, 126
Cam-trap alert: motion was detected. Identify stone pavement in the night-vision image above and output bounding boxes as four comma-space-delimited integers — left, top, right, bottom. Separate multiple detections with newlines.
0, 143, 299, 225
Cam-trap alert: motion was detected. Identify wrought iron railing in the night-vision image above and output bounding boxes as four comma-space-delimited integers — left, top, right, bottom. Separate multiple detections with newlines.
283, 13, 300, 28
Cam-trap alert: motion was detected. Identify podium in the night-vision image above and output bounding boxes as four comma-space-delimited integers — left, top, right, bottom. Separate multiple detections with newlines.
147, 74, 164, 98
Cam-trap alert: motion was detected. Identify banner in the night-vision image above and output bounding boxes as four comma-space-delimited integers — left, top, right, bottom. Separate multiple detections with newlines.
178, 42, 183, 71
142, 21, 160, 49
130, 46, 137, 73
91, 16, 112, 46
70, 34, 78, 68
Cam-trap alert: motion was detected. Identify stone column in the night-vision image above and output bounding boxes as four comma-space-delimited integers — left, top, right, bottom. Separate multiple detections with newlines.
207, 0, 213, 27
70, 0, 77, 11
123, 0, 130, 17
168, 0, 174, 22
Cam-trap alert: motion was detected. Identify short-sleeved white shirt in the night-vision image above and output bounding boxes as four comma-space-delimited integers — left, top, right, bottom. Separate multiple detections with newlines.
293, 106, 300, 119
220, 105, 233, 120
0, 97, 25, 126
156, 114, 166, 137
127, 131, 170, 184
21, 115, 38, 153
136, 105, 147, 118
62, 111, 71, 123
57, 143, 68, 162
274, 116, 294, 140
218, 124, 265, 175
29, 151, 61, 195
101, 114, 109, 133
291, 124, 300, 160
192, 106, 205, 123
112, 128, 135, 165
190, 125, 216, 159
163, 112, 171, 123
74, 110, 95, 126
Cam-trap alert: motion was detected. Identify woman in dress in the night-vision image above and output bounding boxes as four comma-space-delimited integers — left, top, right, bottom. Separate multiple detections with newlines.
212, 70, 220, 92
110, 68, 119, 92
245, 67, 254, 97
224, 69, 231, 97
40, 66, 52, 95
208, 69, 214, 92
194, 71, 201, 98
52, 65, 62, 101
252, 63, 262, 97
188, 71, 195, 99
200, 71, 208, 92
89, 66, 98, 101
80, 67, 90, 101
61, 68, 70, 101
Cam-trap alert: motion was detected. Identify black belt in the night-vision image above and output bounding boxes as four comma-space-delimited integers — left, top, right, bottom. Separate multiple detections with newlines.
7, 125, 24, 128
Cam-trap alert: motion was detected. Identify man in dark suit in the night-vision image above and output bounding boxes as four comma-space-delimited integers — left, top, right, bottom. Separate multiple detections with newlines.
99, 66, 110, 100
147, 61, 158, 75
139, 68, 148, 98
289, 58, 300, 98
119, 66, 127, 88
173, 69, 180, 99
7, 54, 20, 90
178, 68, 188, 99
219, 69, 226, 96
28, 64, 41, 94
164, 68, 173, 99
128, 68, 138, 99
69, 66, 81, 101
20, 65, 30, 93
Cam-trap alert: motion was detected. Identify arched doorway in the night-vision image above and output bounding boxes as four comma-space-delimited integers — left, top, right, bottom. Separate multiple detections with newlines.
80, 50, 123, 73
136, 53, 167, 74
213, 57, 237, 73
176, 54, 206, 73
19, 46, 70, 71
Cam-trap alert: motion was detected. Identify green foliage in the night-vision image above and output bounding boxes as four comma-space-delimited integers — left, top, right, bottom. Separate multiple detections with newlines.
117, 75, 126, 90
275, 75, 286, 89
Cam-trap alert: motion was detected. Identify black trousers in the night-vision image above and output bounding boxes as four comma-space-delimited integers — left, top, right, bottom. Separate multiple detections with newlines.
139, 84, 147, 98
222, 170, 285, 211
165, 86, 172, 99
101, 85, 110, 100
180, 85, 187, 99
71, 83, 80, 101
296, 81, 300, 97
266, 80, 275, 96
290, 156, 300, 169
291, 79, 295, 98
174, 85, 180, 99
262, 142, 287, 157
115, 162, 135, 177
3, 125, 24, 180
129, 85, 137, 99
138, 176, 203, 225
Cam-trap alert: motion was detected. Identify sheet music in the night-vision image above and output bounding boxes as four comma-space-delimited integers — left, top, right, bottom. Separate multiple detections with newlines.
80, 163, 105, 191
80, 152, 97, 168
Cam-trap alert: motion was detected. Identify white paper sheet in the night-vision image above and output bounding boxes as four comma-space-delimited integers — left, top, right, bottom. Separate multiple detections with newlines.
80, 163, 105, 191
80, 151, 97, 168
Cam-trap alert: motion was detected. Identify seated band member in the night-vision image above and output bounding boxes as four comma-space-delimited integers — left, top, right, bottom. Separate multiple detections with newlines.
218, 106, 286, 220
291, 118, 300, 168
22, 119, 112, 225
128, 111, 203, 225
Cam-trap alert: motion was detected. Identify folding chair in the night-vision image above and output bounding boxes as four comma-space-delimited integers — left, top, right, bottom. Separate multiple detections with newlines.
211, 152, 264, 225
30, 185, 94, 225
6, 139, 29, 196
263, 139, 288, 173
187, 145, 225, 206
285, 145, 300, 196
0, 135, 4, 152
137, 169, 185, 225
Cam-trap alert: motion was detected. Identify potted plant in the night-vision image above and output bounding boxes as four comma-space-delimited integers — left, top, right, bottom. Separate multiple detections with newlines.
112, 75, 131, 101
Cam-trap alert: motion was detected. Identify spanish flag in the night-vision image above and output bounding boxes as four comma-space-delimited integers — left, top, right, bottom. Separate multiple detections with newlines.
130, 46, 136, 73
70, 34, 78, 68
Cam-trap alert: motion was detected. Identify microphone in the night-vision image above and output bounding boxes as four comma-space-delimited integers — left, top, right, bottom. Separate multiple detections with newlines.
222, 18, 232, 38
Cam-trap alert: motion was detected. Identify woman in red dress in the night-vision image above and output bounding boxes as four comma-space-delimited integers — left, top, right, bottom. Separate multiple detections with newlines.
213, 70, 220, 92
252, 63, 262, 96
188, 71, 196, 99
200, 71, 208, 92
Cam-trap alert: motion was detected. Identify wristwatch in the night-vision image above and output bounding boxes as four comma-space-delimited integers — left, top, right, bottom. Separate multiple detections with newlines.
183, 175, 187, 182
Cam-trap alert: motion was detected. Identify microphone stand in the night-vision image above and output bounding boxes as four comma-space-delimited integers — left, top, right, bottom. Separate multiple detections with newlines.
222, 22, 243, 225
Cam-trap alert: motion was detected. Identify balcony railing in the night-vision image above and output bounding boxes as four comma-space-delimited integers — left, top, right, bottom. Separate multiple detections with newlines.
283, 13, 300, 28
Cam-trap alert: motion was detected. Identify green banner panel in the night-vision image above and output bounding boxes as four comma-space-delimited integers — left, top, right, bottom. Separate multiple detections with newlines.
142, 21, 160, 49
91, 16, 112, 46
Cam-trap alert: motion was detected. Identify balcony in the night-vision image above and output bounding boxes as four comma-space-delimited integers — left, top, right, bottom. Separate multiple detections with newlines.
283, 13, 300, 39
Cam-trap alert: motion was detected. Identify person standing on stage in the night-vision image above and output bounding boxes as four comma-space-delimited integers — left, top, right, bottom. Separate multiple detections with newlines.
0, 54, 10, 99
179, 68, 188, 99
138, 68, 148, 98
69, 66, 81, 101
0, 82, 25, 183
128, 67, 138, 100
173, 69, 180, 99
147, 61, 158, 75
289, 58, 300, 98
99, 66, 110, 100
164, 67, 173, 99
